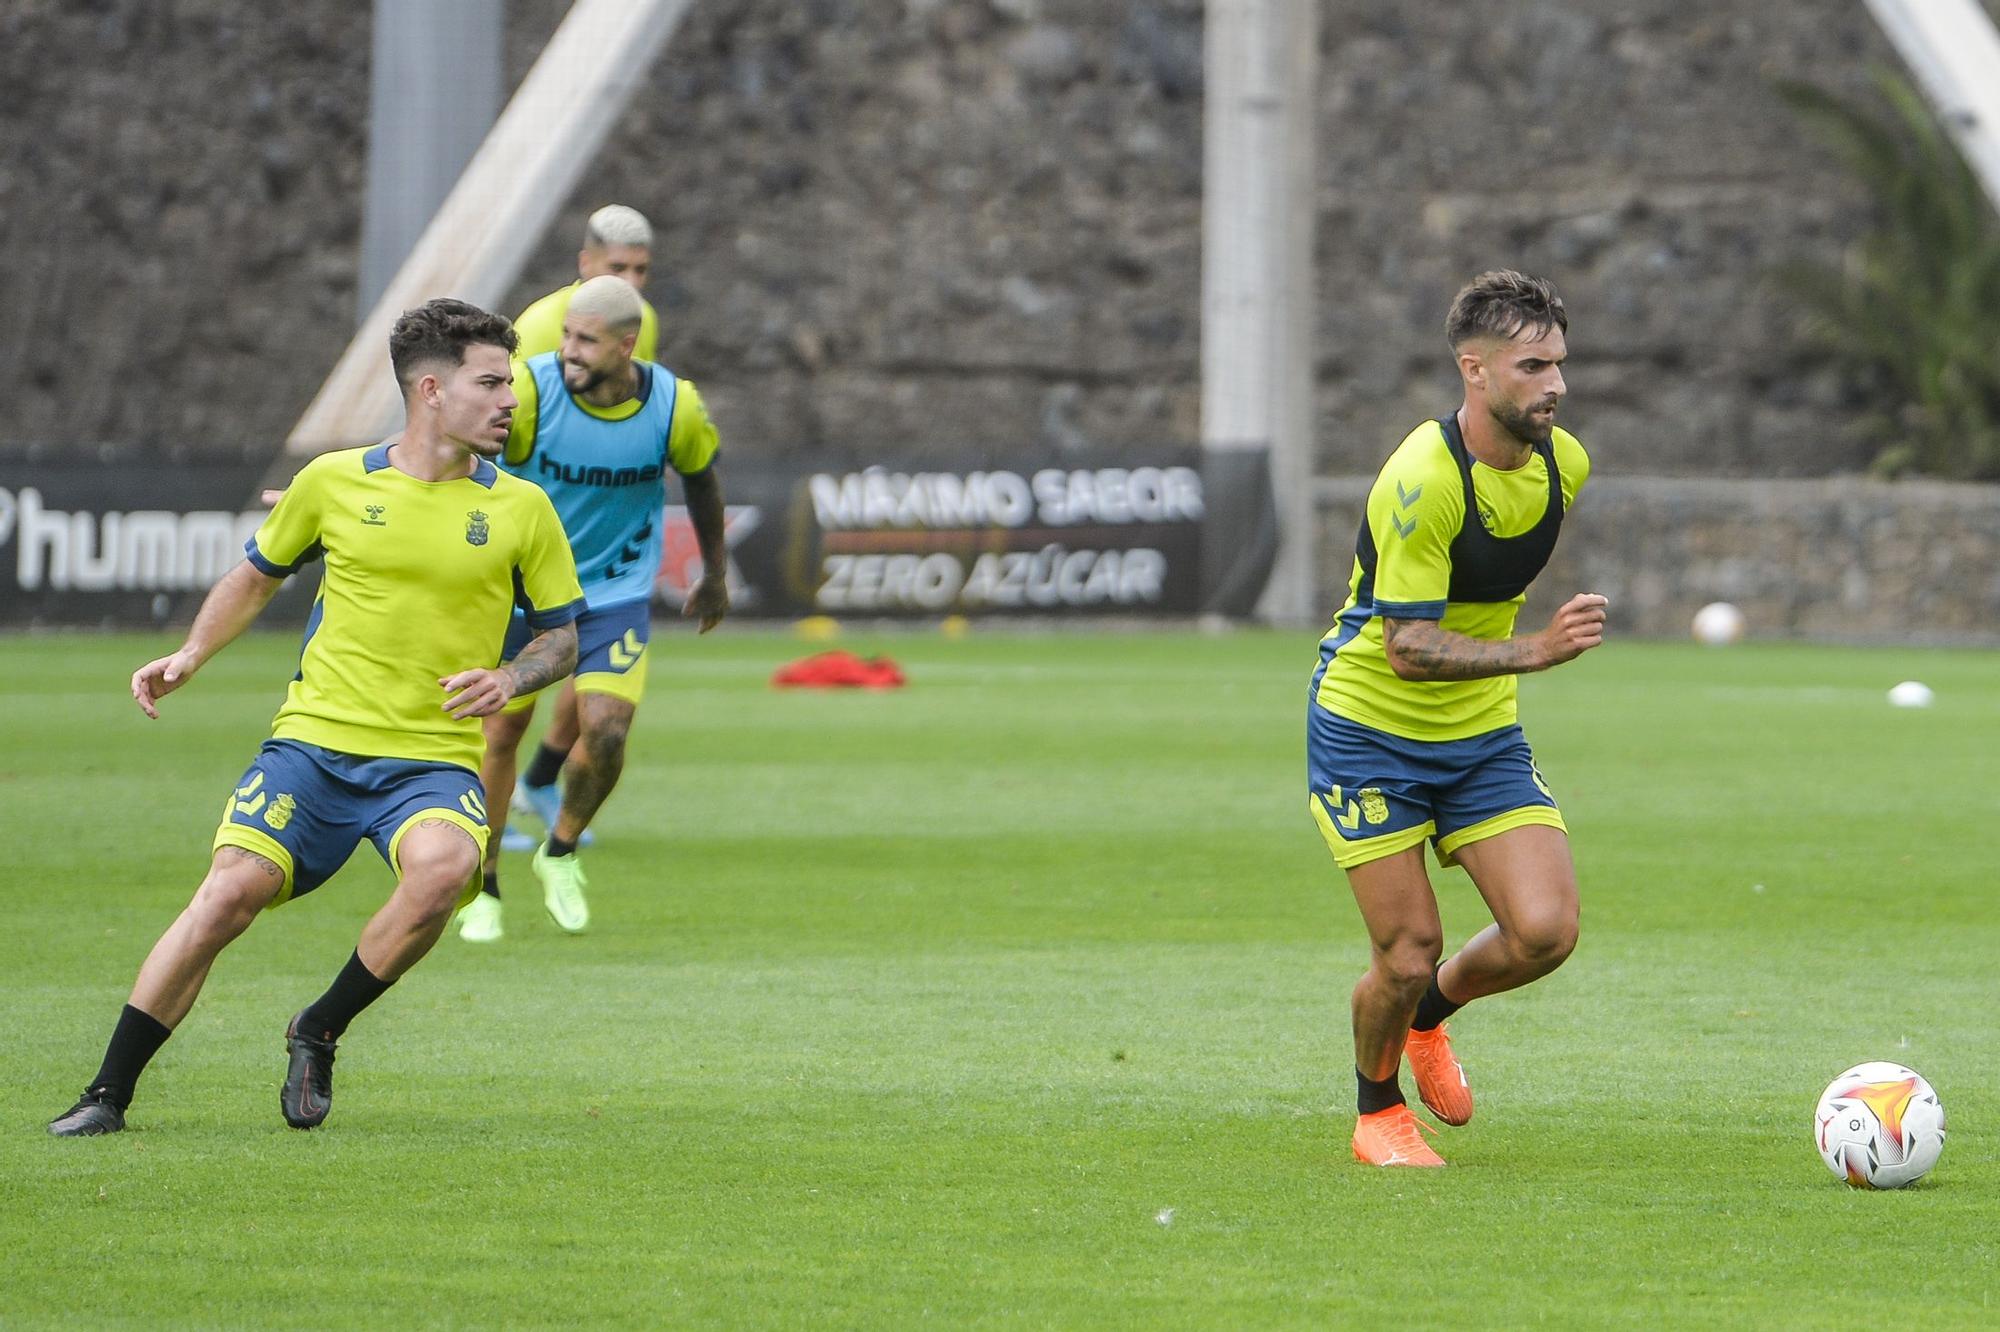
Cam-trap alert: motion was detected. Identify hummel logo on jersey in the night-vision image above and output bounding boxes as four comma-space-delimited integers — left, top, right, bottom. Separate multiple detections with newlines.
536, 453, 664, 488
607, 629, 643, 670
1390, 479, 1420, 538
362, 504, 387, 526
465, 510, 490, 546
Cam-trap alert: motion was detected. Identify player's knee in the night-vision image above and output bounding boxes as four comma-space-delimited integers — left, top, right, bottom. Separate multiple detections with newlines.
396, 831, 480, 915
188, 874, 269, 938
581, 719, 628, 773
1378, 936, 1442, 992
1512, 910, 1578, 971
483, 708, 534, 749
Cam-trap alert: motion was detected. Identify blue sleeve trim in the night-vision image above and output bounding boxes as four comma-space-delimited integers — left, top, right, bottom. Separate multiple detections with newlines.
523, 597, 585, 631
243, 537, 322, 578
1374, 598, 1446, 621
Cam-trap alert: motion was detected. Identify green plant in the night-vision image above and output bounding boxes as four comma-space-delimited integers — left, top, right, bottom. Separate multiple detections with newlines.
1774, 70, 2000, 478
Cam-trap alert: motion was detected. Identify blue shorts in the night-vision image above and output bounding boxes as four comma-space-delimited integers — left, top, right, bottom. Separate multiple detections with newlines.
211, 740, 490, 907
501, 597, 650, 710
1306, 710, 1564, 870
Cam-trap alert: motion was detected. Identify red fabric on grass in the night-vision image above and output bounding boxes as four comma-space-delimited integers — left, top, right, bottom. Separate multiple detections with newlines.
770, 650, 907, 689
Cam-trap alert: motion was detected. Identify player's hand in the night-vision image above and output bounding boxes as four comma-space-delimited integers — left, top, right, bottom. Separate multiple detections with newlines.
684, 574, 730, 634
131, 648, 201, 719
439, 668, 515, 719
260, 488, 286, 506
1538, 593, 1608, 667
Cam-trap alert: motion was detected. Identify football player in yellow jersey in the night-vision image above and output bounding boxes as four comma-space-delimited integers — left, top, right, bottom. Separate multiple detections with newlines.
459, 275, 729, 942
1308, 271, 1608, 1167
503, 204, 661, 855
48, 300, 583, 1137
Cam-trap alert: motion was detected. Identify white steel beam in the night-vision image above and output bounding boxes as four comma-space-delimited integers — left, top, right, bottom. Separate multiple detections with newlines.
1865, 0, 2000, 214
288, 0, 694, 454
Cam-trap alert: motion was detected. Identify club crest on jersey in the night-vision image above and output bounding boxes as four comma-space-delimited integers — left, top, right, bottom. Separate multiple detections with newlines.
363, 504, 387, 526
1475, 502, 1497, 532
465, 510, 490, 546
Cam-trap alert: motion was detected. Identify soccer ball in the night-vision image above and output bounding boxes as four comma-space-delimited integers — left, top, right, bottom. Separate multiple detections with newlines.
1813, 1062, 1946, 1189
1691, 601, 1745, 646
1886, 680, 1935, 709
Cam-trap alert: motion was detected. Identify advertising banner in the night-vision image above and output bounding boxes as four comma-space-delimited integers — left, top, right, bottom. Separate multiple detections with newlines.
0, 458, 315, 627
2, 448, 1275, 626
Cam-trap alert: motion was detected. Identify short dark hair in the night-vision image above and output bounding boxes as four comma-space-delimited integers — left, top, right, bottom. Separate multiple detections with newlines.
1445, 271, 1567, 349
388, 298, 518, 392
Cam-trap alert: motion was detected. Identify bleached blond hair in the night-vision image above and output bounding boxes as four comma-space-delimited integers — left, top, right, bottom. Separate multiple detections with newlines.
568, 273, 644, 333
584, 204, 653, 251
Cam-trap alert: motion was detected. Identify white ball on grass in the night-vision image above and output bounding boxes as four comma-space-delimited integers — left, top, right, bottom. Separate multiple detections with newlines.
1691, 601, 1744, 646
1887, 680, 1934, 709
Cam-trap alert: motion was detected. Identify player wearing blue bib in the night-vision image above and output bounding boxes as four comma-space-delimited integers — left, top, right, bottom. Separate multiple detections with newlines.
1310, 272, 1608, 1168
464, 274, 729, 942
49, 300, 582, 1137
503, 205, 662, 842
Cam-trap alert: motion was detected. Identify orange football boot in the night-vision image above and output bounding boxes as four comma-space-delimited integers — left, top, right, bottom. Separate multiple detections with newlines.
1351, 1104, 1445, 1167
1404, 1023, 1474, 1126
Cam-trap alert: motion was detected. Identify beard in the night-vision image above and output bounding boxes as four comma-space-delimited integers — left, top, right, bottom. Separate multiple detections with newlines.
563, 362, 607, 394
1491, 397, 1556, 445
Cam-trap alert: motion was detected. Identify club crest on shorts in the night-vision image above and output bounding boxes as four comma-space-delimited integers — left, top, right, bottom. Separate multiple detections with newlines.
1358, 788, 1389, 825
263, 792, 297, 830
465, 510, 489, 546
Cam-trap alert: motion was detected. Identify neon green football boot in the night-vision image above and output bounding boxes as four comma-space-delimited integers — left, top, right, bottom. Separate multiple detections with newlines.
533, 843, 591, 934
456, 892, 503, 943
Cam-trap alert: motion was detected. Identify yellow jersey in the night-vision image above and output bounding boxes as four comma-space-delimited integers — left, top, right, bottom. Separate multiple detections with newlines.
246, 444, 584, 772
1313, 418, 1590, 740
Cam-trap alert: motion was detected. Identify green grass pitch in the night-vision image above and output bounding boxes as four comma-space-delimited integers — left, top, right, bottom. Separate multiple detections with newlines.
1, 627, 1993, 1327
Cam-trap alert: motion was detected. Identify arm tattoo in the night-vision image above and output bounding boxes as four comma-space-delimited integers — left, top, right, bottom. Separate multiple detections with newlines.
1382, 618, 1544, 682
681, 466, 728, 575
504, 622, 577, 696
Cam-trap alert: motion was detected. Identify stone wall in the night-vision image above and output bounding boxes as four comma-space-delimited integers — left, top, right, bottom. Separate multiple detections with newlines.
1315, 475, 2000, 643
0, 0, 1962, 476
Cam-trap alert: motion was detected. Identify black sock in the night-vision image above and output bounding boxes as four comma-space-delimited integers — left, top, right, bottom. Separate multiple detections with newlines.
298, 950, 393, 1041
1411, 964, 1463, 1032
480, 867, 500, 900
86, 1004, 173, 1109
523, 742, 566, 790
545, 833, 577, 858
1357, 1067, 1405, 1115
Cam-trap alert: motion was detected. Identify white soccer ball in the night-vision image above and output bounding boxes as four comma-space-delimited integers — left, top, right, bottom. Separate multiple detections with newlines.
1814, 1061, 1946, 1189
1691, 601, 1745, 646
1887, 681, 1934, 709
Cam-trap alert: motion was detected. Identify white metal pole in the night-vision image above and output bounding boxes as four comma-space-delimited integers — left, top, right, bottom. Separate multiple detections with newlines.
360, 0, 503, 324
1201, 0, 1320, 623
